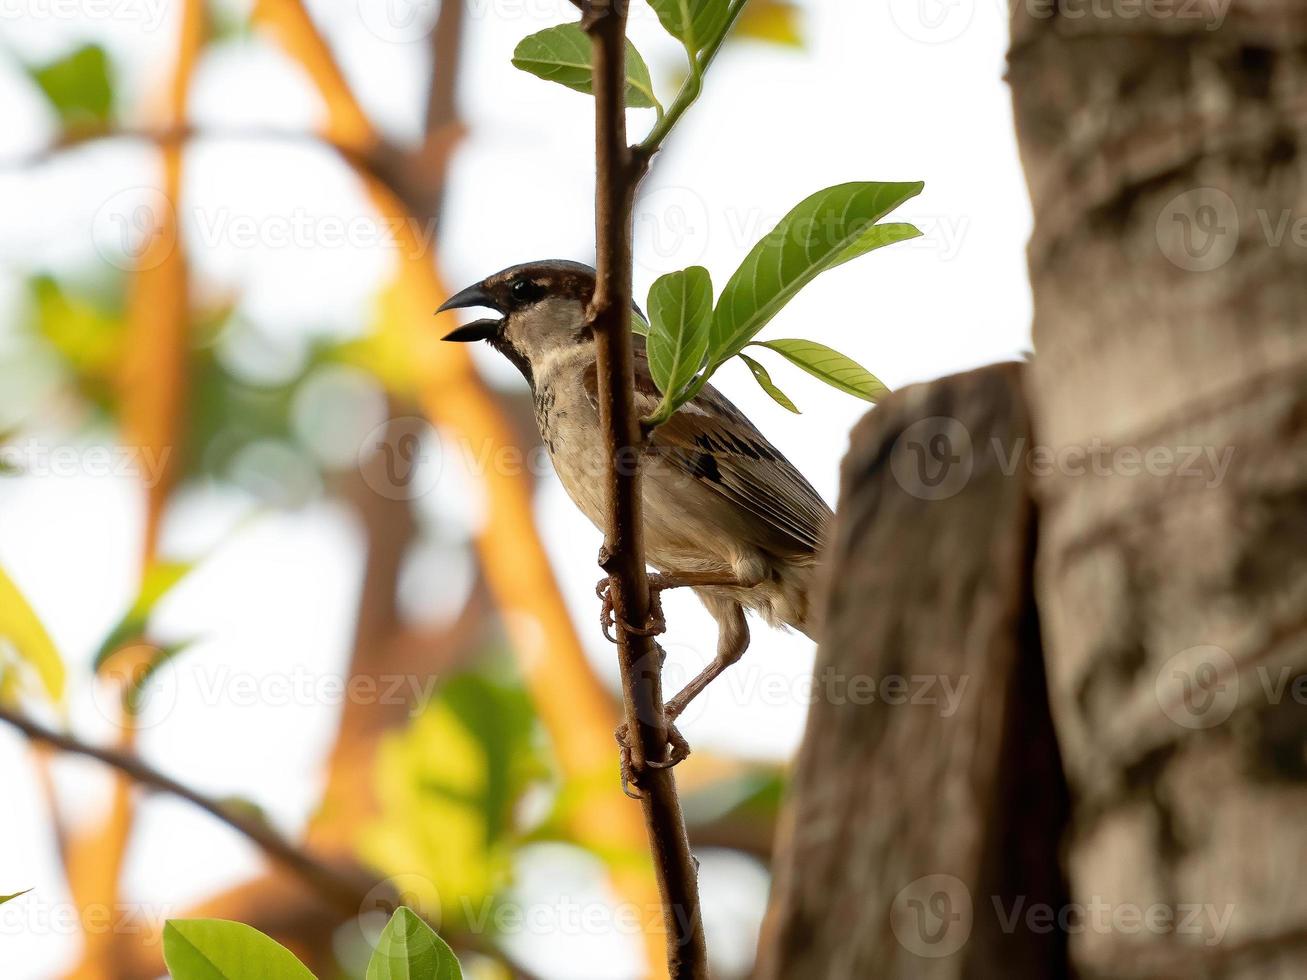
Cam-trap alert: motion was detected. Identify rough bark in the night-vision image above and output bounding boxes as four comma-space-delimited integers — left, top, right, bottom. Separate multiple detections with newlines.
1010, 5, 1307, 976
756, 363, 1070, 979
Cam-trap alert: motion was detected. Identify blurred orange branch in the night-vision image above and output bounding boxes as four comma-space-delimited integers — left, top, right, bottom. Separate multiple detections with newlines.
61, 6, 205, 977
251, 0, 377, 156
117, 0, 204, 559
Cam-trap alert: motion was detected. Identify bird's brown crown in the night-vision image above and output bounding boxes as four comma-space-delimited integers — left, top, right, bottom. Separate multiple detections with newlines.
478, 260, 597, 311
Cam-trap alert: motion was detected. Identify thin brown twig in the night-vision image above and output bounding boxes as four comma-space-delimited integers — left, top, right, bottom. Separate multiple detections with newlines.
583, 1, 709, 976
0, 124, 357, 169
0, 704, 386, 916
0, 124, 472, 212
1, 120, 467, 249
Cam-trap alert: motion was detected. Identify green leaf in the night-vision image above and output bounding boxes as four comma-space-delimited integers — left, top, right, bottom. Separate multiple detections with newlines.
709, 181, 923, 367
208, 2, 251, 42
832, 222, 922, 268
94, 559, 196, 671
358, 667, 547, 932
0, 564, 64, 705
512, 25, 659, 110
29, 275, 124, 376
0, 889, 32, 906
647, 267, 713, 398
648, 0, 731, 52
163, 919, 316, 980
631, 308, 650, 337
366, 907, 462, 980
26, 44, 114, 127
737, 0, 804, 47
751, 339, 890, 403
738, 353, 799, 414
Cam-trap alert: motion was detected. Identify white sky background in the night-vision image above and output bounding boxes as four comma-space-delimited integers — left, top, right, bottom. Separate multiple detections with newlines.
0, 0, 1030, 976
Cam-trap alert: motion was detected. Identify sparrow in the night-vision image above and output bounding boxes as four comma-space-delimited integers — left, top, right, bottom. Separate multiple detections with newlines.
439, 260, 832, 765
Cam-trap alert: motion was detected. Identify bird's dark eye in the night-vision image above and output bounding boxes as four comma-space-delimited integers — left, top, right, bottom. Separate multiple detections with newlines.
509, 279, 544, 304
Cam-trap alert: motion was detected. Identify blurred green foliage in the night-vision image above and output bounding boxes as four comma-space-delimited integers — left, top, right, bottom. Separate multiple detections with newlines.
27, 275, 124, 413
359, 667, 549, 935
0, 563, 65, 706
25, 44, 115, 127
737, 0, 804, 47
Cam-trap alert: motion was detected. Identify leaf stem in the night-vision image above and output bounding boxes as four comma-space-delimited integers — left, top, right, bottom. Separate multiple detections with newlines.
636, 0, 751, 430
634, 0, 750, 161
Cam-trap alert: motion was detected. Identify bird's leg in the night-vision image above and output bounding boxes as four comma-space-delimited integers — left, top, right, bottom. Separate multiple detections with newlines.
639, 569, 757, 655
595, 577, 667, 643
649, 570, 758, 591
614, 713, 691, 799
613, 722, 640, 799
596, 543, 618, 643
604, 570, 757, 788
594, 543, 673, 641
596, 576, 617, 643
616, 605, 751, 787
627, 570, 757, 639
665, 604, 750, 723
598, 568, 758, 643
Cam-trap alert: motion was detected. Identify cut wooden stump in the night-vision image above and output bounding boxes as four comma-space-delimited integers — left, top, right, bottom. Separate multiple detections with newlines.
756, 362, 1070, 980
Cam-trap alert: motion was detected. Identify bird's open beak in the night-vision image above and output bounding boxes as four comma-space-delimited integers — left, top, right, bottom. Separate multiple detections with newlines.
437, 282, 503, 342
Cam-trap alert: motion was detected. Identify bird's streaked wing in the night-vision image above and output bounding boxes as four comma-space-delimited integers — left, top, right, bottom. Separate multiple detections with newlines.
583, 350, 833, 561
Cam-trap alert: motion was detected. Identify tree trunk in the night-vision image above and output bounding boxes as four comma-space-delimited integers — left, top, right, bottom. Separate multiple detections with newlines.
755, 364, 1070, 979
1010, 4, 1307, 976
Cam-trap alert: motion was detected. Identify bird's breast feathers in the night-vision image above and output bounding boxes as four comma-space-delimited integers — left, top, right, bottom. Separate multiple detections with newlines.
533, 342, 832, 564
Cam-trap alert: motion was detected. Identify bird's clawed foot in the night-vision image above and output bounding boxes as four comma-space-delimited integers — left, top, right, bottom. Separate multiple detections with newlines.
614, 722, 691, 799
595, 576, 667, 643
